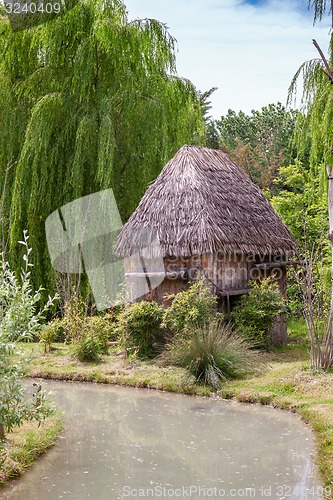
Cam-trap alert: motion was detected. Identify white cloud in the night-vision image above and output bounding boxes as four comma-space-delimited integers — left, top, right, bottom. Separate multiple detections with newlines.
125, 0, 330, 117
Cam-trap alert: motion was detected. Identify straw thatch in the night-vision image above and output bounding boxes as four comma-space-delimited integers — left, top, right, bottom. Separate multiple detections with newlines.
115, 145, 296, 257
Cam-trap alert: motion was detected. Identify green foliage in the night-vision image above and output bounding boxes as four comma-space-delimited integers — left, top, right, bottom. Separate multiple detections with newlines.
285, 281, 304, 319
0, 0, 205, 298
87, 315, 115, 354
39, 318, 64, 353
0, 236, 56, 441
162, 279, 217, 335
60, 297, 114, 361
71, 330, 104, 362
0, 231, 58, 341
287, 0, 333, 370
308, 0, 332, 25
0, 350, 28, 439
61, 296, 86, 342
271, 162, 330, 323
197, 87, 219, 148
287, 317, 309, 345
216, 103, 298, 191
117, 300, 164, 359
165, 320, 258, 389
0, 367, 54, 442
271, 162, 328, 247
287, 5, 333, 191
231, 278, 285, 348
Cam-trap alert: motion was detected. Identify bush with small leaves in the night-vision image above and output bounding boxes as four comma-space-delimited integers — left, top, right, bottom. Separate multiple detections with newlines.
39, 319, 64, 353
61, 297, 85, 343
60, 299, 114, 361
162, 279, 217, 336
71, 331, 104, 362
118, 301, 164, 359
0, 230, 58, 342
0, 232, 57, 441
85, 315, 115, 355
231, 278, 285, 348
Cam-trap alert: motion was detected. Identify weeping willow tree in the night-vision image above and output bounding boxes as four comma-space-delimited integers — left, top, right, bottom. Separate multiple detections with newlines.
288, 1, 333, 177
288, 0, 333, 369
0, 0, 205, 296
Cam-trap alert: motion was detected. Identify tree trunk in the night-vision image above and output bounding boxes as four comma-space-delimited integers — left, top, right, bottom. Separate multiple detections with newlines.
325, 165, 333, 368
0, 424, 5, 442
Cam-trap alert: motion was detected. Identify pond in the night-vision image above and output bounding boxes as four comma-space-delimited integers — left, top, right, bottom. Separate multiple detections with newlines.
1, 380, 322, 500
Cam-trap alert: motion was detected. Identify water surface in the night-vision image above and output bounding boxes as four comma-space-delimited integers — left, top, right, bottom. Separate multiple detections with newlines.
1, 379, 321, 499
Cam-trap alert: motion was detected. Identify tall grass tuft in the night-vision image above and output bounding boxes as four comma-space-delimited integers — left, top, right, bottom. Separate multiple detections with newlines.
166, 321, 259, 389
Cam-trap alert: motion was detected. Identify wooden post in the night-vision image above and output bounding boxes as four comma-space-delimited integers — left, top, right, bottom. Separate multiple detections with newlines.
326, 165, 333, 302
326, 165, 333, 367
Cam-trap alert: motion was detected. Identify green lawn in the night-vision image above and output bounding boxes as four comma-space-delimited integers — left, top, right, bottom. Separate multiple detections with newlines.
0, 416, 62, 487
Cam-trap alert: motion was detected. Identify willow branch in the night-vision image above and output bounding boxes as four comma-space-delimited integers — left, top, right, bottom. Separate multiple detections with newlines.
313, 39, 333, 84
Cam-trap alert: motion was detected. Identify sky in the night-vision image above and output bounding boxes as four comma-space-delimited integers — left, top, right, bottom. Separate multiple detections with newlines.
124, 0, 331, 118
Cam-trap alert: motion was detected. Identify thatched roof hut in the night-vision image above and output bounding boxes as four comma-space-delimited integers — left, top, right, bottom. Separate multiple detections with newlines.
115, 145, 295, 257
115, 145, 296, 346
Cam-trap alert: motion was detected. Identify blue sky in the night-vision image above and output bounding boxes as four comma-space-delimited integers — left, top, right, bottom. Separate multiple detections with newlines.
125, 0, 330, 118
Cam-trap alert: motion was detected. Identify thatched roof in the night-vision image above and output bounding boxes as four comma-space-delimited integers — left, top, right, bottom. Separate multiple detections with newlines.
115, 145, 296, 257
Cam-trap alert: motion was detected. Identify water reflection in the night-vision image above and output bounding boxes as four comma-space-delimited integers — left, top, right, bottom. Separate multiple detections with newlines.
1, 380, 320, 499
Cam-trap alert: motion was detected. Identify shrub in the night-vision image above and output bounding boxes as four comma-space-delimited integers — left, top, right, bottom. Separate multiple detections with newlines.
165, 320, 258, 389
162, 279, 217, 335
39, 318, 64, 353
0, 232, 56, 441
231, 278, 284, 348
71, 331, 104, 362
0, 230, 58, 341
60, 298, 115, 361
86, 314, 115, 355
61, 296, 85, 343
118, 301, 164, 359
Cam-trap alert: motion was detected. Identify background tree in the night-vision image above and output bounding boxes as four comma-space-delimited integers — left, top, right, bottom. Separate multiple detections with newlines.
288, 0, 333, 368
0, 0, 205, 296
198, 87, 219, 149
216, 103, 298, 191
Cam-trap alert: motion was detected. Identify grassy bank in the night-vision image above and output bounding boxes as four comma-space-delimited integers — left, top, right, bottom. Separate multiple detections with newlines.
15, 341, 333, 496
0, 415, 63, 487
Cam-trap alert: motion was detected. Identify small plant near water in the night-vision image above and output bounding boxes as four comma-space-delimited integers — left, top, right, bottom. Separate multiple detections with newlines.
60, 297, 115, 362
231, 277, 284, 348
117, 300, 164, 359
0, 230, 58, 341
0, 232, 57, 444
165, 320, 258, 389
0, 350, 40, 442
162, 279, 217, 335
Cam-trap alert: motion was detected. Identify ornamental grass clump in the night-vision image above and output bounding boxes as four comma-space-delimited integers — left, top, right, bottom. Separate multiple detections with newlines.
166, 320, 258, 390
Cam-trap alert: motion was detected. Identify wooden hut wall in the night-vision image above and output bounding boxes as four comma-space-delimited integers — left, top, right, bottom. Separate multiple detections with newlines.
163, 253, 249, 292
125, 251, 287, 313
